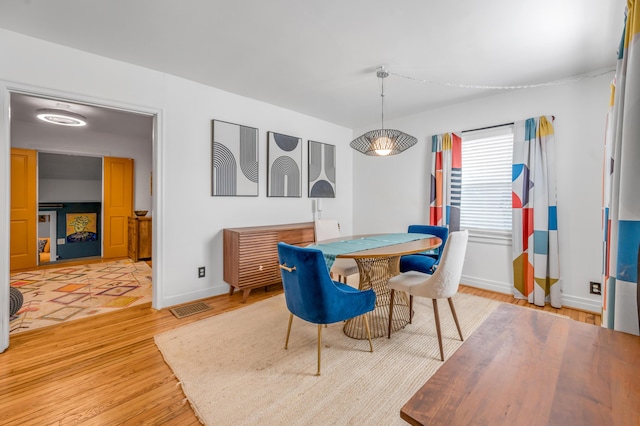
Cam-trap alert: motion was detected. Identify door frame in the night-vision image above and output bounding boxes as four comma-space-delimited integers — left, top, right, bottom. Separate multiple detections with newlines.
0, 81, 164, 352
37, 210, 57, 264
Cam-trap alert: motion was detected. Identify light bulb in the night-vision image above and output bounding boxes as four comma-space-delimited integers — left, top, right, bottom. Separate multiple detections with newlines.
373, 135, 393, 156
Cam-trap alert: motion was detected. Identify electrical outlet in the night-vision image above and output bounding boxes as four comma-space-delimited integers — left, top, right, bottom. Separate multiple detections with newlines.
198, 267, 205, 278
590, 281, 601, 295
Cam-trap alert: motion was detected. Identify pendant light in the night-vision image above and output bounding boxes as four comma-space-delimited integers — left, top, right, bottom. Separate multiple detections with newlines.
350, 67, 417, 156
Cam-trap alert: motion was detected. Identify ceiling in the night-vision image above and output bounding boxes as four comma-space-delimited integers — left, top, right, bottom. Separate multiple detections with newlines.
0, 0, 626, 129
10, 93, 154, 140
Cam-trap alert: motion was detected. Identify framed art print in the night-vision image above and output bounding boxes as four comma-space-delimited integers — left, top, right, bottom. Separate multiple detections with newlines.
267, 131, 302, 197
66, 213, 98, 243
211, 120, 259, 196
308, 140, 336, 198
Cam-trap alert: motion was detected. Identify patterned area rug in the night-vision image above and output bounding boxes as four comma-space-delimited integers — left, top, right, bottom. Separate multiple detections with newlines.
10, 260, 152, 335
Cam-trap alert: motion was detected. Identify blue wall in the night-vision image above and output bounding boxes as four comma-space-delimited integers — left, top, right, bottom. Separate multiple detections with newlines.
51, 202, 102, 260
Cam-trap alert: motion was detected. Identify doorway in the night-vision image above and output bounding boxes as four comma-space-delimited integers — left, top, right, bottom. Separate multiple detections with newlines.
8, 90, 156, 335
37, 210, 57, 264
37, 152, 103, 264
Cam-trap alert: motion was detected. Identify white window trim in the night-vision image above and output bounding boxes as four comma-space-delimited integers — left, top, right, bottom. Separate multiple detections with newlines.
464, 227, 512, 246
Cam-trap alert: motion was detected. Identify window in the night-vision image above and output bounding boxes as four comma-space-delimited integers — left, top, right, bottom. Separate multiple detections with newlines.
460, 125, 514, 239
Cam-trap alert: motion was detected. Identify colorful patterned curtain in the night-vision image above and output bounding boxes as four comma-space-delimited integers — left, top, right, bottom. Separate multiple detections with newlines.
512, 116, 561, 308
429, 133, 461, 231
602, 1, 640, 335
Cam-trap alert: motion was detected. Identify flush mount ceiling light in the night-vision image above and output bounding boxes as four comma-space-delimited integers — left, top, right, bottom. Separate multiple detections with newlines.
350, 66, 417, 156
36, 108, 87, 127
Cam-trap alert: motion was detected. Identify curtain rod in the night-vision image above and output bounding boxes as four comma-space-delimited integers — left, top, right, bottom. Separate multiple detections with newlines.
461, 122, 514, 133
462, 116, 555, 134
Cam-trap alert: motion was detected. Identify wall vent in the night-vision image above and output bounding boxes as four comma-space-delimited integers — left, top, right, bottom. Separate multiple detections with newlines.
170, 302, 212, 319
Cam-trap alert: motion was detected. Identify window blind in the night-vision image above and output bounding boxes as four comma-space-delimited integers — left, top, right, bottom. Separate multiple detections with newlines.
460, 125, 514, 234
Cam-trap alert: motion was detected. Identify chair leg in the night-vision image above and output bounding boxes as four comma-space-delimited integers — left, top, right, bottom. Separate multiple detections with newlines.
388, 289, 395, 338
409, 295, 414, 324
363, 313, 374, 352
317, 324, 323, 376
432, 299, 444, 361
284, 313, 293, 349
448, 297, 464, 341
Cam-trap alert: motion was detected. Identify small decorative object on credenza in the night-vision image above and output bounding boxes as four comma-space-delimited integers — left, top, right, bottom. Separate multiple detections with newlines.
134, 210, 148, 217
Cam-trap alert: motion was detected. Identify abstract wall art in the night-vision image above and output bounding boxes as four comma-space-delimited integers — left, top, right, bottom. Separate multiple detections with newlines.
267, 131, 302, 197
308, 140, 336, 198
66, 213, 97, 243
211, 120, 259, 196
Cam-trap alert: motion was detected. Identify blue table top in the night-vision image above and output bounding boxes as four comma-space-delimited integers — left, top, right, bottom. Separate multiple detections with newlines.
309, 233, 435, 270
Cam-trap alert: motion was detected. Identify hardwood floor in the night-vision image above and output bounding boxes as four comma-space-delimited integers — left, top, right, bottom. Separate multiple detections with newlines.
460, 285, 602, 325
0, 284, 601, 425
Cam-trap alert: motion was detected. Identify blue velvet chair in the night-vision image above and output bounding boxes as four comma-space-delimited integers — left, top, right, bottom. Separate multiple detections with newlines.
277, 242, 376, 375
400, 225, 449, 275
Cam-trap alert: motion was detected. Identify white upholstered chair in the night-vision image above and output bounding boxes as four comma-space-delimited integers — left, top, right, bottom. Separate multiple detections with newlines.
314, 219, 359, 284
386, 230, 469, 361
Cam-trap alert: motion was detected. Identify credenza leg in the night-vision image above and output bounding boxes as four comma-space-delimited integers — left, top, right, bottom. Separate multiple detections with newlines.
228, 285, 235, 296
241, 288, 251, 303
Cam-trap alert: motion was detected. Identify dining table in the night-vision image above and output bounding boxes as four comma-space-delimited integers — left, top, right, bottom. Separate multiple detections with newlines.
399, 303, 640, 425
310, 233, 442, 339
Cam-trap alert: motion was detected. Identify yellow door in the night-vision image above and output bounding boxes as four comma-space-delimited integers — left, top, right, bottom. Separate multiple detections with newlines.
103, 157, 133, 259
10, 148, 37, 271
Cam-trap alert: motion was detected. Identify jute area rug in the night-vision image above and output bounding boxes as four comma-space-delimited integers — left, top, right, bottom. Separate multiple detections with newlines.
154, 292, 500, 425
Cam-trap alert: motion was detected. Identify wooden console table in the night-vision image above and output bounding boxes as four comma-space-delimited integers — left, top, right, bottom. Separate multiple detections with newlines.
223, 222, 315, 302
128, 216, 152, 262
400, 304, 640, 425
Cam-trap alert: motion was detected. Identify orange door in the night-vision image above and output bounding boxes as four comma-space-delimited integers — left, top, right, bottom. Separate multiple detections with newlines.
10, 148, 37, 271
103, 157, 133, 259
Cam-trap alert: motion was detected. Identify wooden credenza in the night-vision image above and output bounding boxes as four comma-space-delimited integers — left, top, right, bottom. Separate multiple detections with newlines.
223, 222, 315, 302
128, 216, 152, 262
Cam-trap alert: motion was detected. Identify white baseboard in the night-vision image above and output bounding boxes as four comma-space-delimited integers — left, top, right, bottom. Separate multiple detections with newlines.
461, 275, 602, 314
158, 283, 229, 309
560, 294, 602, 314
461, 275, 512, 295
161, 277, 603, 315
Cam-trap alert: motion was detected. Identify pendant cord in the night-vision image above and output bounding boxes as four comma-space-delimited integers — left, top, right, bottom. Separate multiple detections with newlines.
380, 75, 385, 131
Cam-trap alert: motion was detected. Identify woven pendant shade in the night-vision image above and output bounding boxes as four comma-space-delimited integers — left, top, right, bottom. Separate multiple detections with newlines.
350, 66, 417, 156
350, 129, 417, 156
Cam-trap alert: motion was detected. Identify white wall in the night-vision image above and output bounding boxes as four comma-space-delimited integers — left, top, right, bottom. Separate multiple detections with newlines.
0, 26, 609, 324
0, 29, 354, 312
353, 73, 613, 312
37, 179, 101, 202
12, 121, 153, 210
